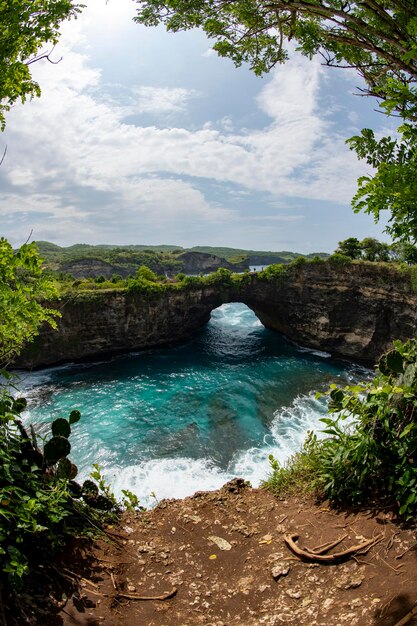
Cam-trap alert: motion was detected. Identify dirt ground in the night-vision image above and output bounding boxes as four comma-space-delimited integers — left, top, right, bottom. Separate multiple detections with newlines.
8, 479, 417, 626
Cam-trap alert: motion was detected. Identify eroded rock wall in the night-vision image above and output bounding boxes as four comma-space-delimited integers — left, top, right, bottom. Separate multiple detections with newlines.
241, 263, 417, 362
16, 263, 417, 369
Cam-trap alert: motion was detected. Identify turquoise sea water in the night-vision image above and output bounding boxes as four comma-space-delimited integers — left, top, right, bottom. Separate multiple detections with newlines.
21, 304, 367, 507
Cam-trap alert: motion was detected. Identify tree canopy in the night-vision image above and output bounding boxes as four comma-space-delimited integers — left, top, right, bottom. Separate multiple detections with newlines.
0, 0, 82, 130
0, 238, 58, 367
134, 1, 417, 117
135, 0, 417, 244
347, 124, 417, 244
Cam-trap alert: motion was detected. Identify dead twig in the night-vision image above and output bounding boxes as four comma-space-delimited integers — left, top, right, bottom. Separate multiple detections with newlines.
333, 519, 357, 529
379, 557, 404, 574
84, 588, 108, 597
97, 557, 133, 565
385, 531, 401, 555
395, 544, 413, 560
352, 555, 377, 567
104, 529, 130, 540
116, 587, 177, 601
110, 572, 118, 591
61, 568, 100, 589
284, 532, 384, 563
0, 145, 7, 167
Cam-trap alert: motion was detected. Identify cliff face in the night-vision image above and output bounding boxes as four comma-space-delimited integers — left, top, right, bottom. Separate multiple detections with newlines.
60, 259, 133, 279
16, 263, 417, 369
242, 263, 417, 362
177, 251, 248, 274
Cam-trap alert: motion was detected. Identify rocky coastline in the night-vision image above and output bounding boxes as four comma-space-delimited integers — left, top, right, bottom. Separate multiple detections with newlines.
16, 262, 417, 369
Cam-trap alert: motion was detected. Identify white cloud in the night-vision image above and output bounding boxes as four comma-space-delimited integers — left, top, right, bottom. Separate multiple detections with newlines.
130, 86, 201, 114
0, 0, 386, 250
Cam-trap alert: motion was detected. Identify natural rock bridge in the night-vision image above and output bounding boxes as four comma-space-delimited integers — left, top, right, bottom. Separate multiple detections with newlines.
18, 262, 417, 369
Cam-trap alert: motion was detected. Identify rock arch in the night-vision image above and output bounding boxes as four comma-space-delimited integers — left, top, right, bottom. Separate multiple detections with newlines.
16, 263, 417, 369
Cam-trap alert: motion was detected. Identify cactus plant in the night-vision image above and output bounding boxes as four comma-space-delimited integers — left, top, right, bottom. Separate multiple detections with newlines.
43, 436, 71, 465
51, 418, 71, 438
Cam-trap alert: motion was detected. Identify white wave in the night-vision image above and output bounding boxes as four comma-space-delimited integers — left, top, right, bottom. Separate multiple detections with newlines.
94, 392, 331, 508
107, 457, 232, 508
230, 393, 329, 486
295, 345, 332, 358
211, 303, 262, 330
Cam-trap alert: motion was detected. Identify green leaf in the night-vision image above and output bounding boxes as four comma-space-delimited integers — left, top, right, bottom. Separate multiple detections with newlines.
400, 423, 415, 438
43, 436, 71, 464
51, 418, 71, 438
69, 410, 81, 425
385, 350, 405, 374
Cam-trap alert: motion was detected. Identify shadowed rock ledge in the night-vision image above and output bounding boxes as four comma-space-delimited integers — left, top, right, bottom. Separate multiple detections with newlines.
16, 262, 417, 369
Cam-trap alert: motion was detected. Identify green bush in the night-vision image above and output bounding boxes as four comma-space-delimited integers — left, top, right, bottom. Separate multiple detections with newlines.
206, 267, 234, 286
327, 253, 352, 266
290, 256, 307, 267
264, 339, 417, 520
309, 255, 325, 264
0, 382, 121, 585
136, 265, 159, 281
126, 276, 165, 296
259, 263, 288, 280
263, 432, 322, 497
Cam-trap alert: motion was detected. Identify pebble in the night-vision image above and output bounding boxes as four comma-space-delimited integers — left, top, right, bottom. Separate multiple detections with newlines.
271, 563, 291, 581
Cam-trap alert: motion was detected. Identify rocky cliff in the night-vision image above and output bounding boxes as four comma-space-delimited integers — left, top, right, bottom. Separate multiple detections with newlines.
177, 251, 248, 274
16, 262, 417, 369
59, 251, 247, 279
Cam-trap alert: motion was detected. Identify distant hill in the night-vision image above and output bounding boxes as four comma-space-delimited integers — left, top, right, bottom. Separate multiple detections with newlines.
34, 241, 329, 278
189, 246, 329, 265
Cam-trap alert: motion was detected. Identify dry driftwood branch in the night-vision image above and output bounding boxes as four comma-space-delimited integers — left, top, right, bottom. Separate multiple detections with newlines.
309, 533, 349, 555
116, 587, 178, 601
284, 532, 384, 562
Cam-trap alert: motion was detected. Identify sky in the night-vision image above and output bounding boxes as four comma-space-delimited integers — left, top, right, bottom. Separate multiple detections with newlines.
0, 0, 398, 253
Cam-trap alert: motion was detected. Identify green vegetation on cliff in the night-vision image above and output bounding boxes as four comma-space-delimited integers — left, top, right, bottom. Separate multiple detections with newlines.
54, 255, 417, 301
264, 340, 417, 520
0, 238, 58, 367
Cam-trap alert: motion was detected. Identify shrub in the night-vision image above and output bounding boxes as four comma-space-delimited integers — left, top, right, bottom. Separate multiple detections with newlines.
290, 256, 307, 267
206, 268, 234, 286
259, 263, 288, 280
181, 275, 205, 288
264, 339, 417, 520
126, 277, 164, 296
0, 383, 121, 585
327, 253, 352, 266
309, 255, 325, 264
136, 265, 159, 282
